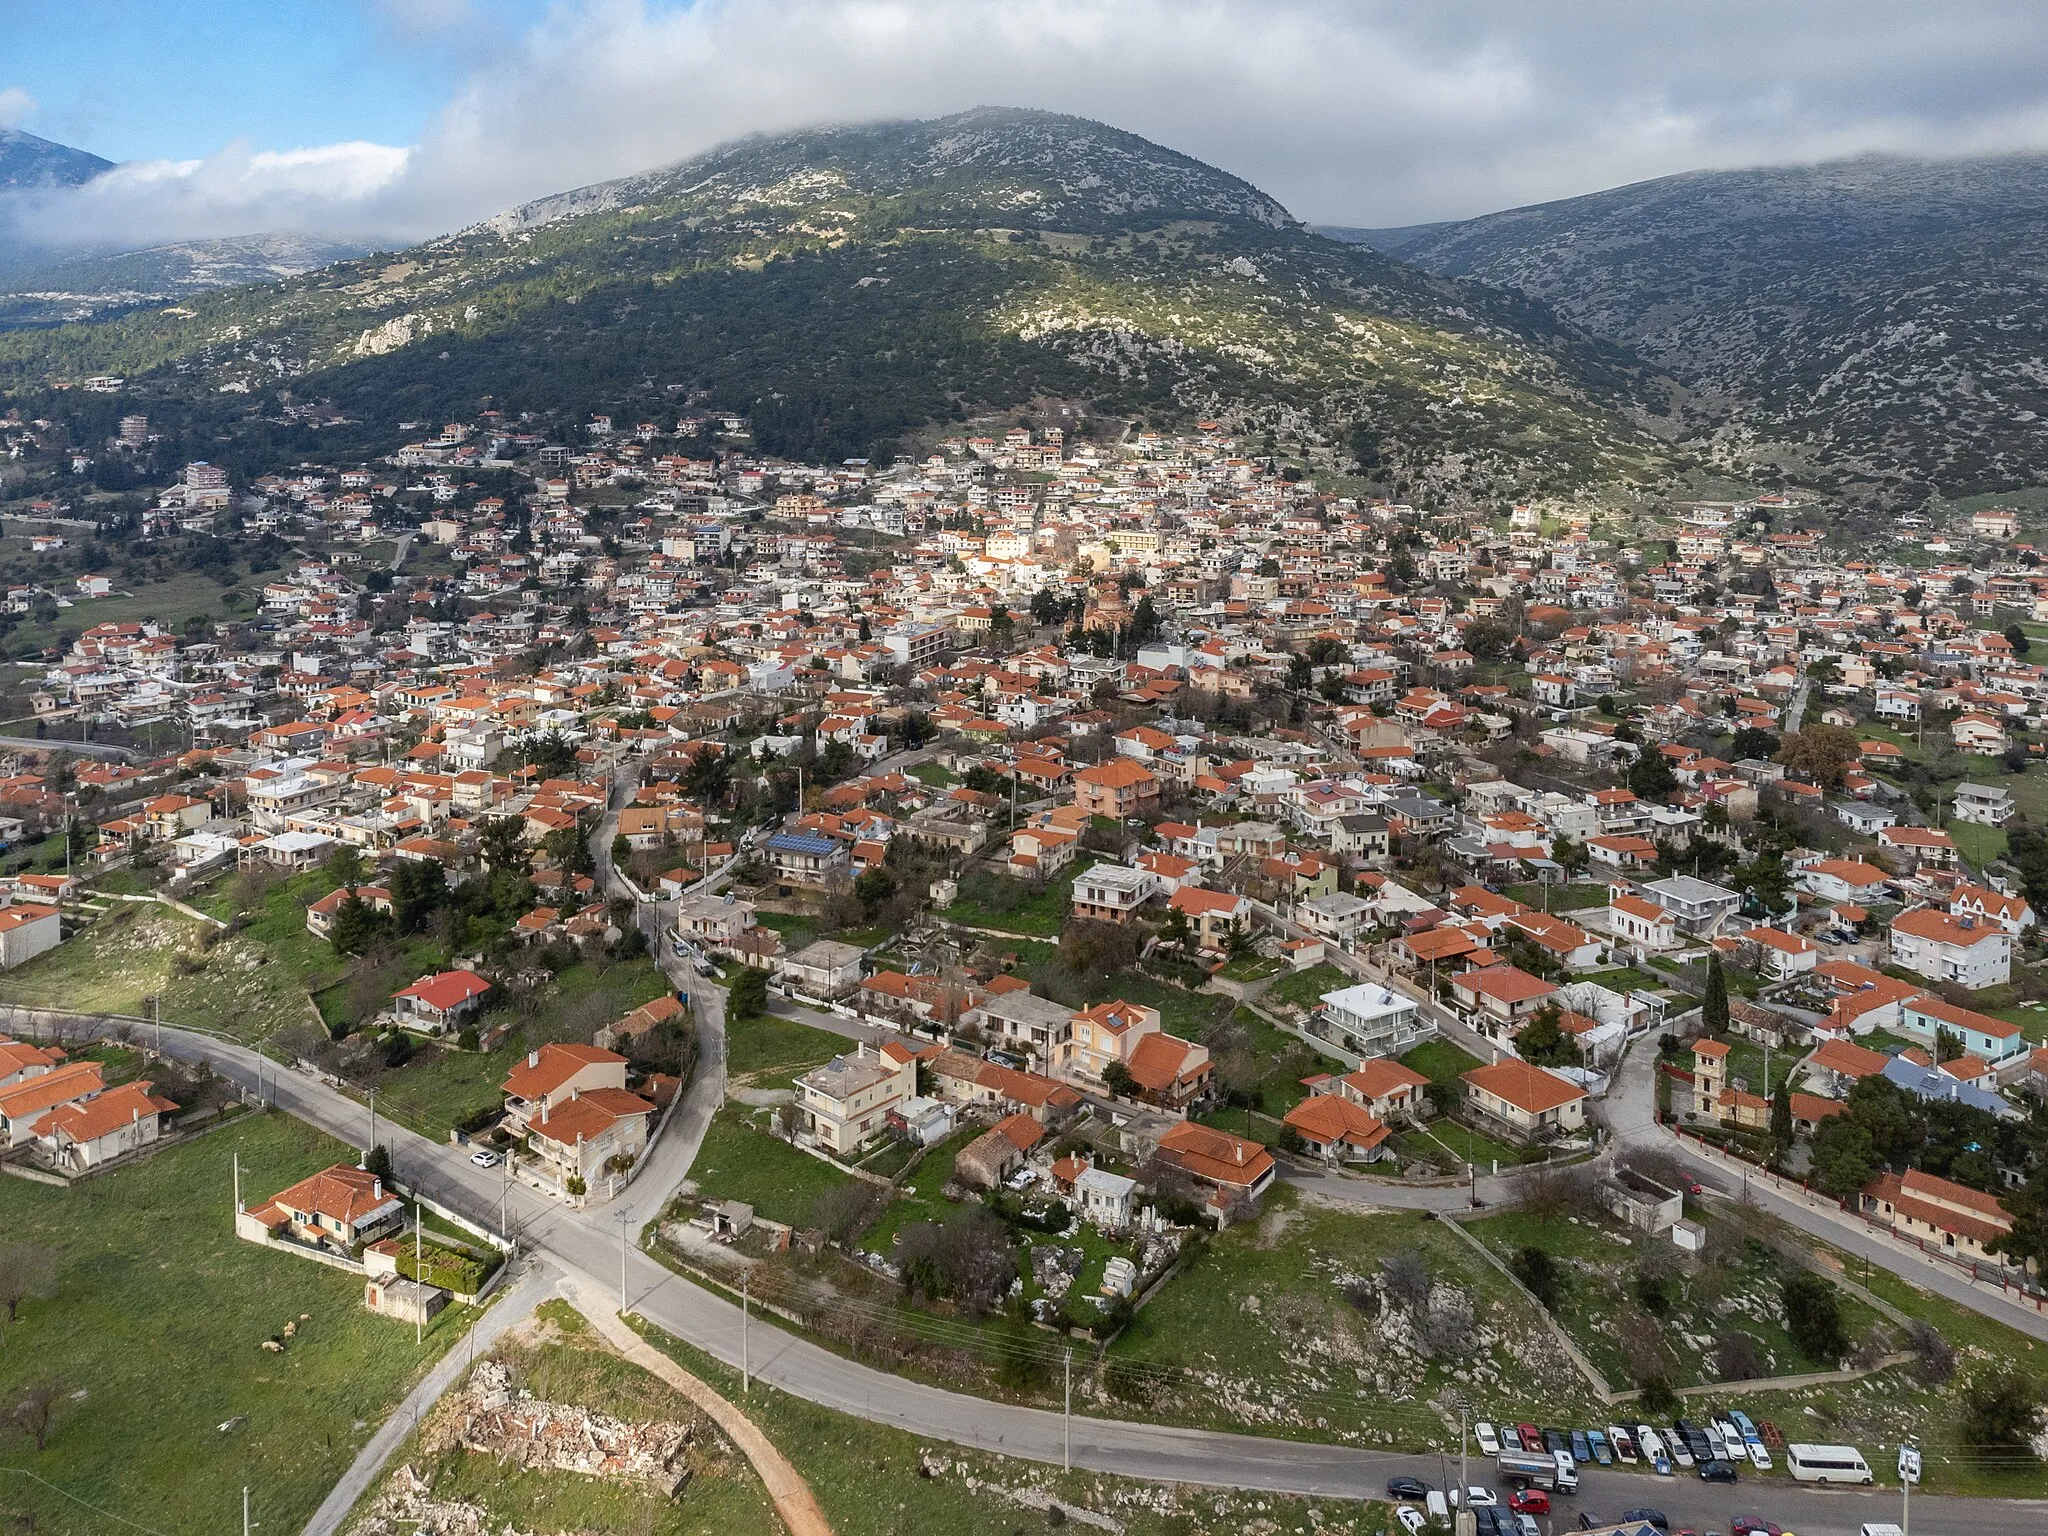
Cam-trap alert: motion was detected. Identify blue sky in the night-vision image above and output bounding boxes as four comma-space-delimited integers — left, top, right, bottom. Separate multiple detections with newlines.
1, 1, 545, 162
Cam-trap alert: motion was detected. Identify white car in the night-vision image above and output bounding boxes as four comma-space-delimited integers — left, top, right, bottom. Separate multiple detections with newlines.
470, 1149, 500, 1168
1395, 1505, 1427, 1535
1456, 1486, 1497, 1508
1474, 1421, 1501, 1457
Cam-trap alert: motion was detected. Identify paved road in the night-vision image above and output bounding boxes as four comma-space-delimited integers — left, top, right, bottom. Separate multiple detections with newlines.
1598, 1031, 2048, 1343
389, 533, 413, 573
0, 734, 136, 761
299, 1260, 557, 1536
54, 1014, 2042, 1535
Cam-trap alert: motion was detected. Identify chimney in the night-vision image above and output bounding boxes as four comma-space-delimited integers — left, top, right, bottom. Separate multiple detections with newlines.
528, 1049, 539, 1068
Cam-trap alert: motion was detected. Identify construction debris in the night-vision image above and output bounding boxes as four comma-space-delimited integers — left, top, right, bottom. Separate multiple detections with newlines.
438, 1359, 694, 1497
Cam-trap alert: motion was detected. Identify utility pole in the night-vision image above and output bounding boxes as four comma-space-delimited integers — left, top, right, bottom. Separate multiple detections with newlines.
414, 1212, 424, 1347
742, 1270, 750, 1394
617, 1209, 630, 1313
1899, 1441, 1920, 1536
232, 1150, 240, 1218
1063, 1348, 1073, 1472
366, 1086, 378, 1164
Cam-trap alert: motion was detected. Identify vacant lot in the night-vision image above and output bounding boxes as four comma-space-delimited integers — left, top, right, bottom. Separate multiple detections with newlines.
940, 867, 1079, 936
345, 1301, 779, 1536
0, 897, 328, 1042
1108, 1191, 1590, 1444
725, 1007, 849, 1085
1470, 1205, 1887, 1391
0, 1110, 468, 1536
690, 1105, 860, 1227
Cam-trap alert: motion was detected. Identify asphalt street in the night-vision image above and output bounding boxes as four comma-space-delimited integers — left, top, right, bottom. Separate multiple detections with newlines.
67, 1012, 2042, 1536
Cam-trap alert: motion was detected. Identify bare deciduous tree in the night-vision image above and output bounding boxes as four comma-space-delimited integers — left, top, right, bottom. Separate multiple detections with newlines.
1713, 1329, 1764, 1382
8, 1384, 56, 1452
1381, 1251, 1433, 1313
0, 1246, 57, 1325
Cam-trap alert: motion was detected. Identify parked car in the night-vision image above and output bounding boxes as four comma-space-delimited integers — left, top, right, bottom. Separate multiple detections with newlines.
1385, 1477, 1432, 1501
1517, 1422, 1541, 1454
1731, 1519, 1783, 1536
1575, 1514, 1608, 1531
1394, 1506, 1427, 1536
1587, 1429, 1613, 1466
1699, 1459, 1741, 1484
1621, 1510, 1670, 1532
1608, 1425, 1638, 1465
1457, 1486, 1498, 1508
1543, 1428, 1568, 1456
470, 1149, 499, 1168
1508, 1488, 1550, 1516
1570, 1429, 1593, 1465
1475, 1421, 1501, 1457
1513, 1517, 1540, 1536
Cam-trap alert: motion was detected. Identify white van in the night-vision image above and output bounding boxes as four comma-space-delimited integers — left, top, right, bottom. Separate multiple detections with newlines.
1788, 1442, 1875, 1484
1425, 1490, 1451, 1524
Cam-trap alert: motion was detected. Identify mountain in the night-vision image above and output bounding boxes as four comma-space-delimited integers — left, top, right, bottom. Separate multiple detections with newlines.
0, 233, 371, 327
0, 127, 111, 190
0, 108, 1676, 496
1325, 154, 2048, 498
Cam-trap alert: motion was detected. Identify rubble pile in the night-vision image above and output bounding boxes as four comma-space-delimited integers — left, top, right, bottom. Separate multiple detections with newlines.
346, 1464, 536, 1536
446, 1360, 694, 1498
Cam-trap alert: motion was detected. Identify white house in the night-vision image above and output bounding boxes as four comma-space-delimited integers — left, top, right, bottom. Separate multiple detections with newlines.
1889, 909, 2012, 990
1309, 981, 1432, 1060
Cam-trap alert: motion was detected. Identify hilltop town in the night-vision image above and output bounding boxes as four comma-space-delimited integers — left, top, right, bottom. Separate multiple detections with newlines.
4, 393, 2048, 1535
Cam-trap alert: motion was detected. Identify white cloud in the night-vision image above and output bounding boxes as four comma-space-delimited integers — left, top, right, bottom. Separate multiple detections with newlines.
0, 87, 36, 130
9, 0, 2048, 250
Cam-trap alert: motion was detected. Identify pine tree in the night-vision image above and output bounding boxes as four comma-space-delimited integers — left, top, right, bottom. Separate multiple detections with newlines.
1702, 951, 1730, 1035
1769, 1080, 1794, 1157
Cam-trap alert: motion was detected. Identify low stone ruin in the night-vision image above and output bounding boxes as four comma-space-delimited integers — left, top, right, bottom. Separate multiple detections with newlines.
443, 1359, 693, 1498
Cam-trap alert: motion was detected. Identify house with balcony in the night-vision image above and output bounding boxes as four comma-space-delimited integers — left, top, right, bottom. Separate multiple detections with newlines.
1071, 862, 1158, 924
1166, 884, 1250, 954
501, 1043, 629, 1134
1890, 908, 2012, 990
766, 831, 850, 889
1448, 965, 1558, 1043
1639, 874, 1742, 937
1952, 782, 2016, 826
1898, 995, 2027, 1067
1461, 1059, 1588, 1142
1072, 758, 1159, 819
237, 1163, 405, 1259
390, 969, 492, 1036
1309, 981, 1431, 1060
526, 1086, 657, 1192
969, 990, 1078, 1073
794, 1041, 917, 1155
1860, 1168, 2017, 1266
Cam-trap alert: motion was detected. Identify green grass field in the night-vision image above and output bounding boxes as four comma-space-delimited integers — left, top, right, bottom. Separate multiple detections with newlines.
6, 570, 242, 656
725, 1008, 851, 1084
342, 1301, 779, 1536
1263, 962, 1350, 1013
691, 1106, 860, 1227
939, 866, 1079, 936
1400, 1037, 1482, 1086
0, 1111, 469, 1536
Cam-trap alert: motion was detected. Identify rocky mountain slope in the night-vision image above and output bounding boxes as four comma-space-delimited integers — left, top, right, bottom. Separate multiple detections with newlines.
0, 108, 1676, 496
0, 126, 111, 190
1327, 154, 2048, 498
0, 233, 369, 327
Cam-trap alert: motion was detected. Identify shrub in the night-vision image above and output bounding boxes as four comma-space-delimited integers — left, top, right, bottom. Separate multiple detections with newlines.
1510, 1244, 1562, 1311
1780, 1272, 1847, 1363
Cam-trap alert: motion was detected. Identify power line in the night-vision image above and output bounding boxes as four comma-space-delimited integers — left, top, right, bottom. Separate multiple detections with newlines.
0, 1468, 180, 1536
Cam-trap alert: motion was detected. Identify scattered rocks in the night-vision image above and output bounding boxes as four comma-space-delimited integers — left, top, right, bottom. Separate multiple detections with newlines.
431, 1359, 693, 1498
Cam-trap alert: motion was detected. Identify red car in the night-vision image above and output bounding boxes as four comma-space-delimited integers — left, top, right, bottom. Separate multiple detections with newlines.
1731, 1522, 1782, 1536
1517, 1422, 1541, 1453
1508, 1489, 1550, 1516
